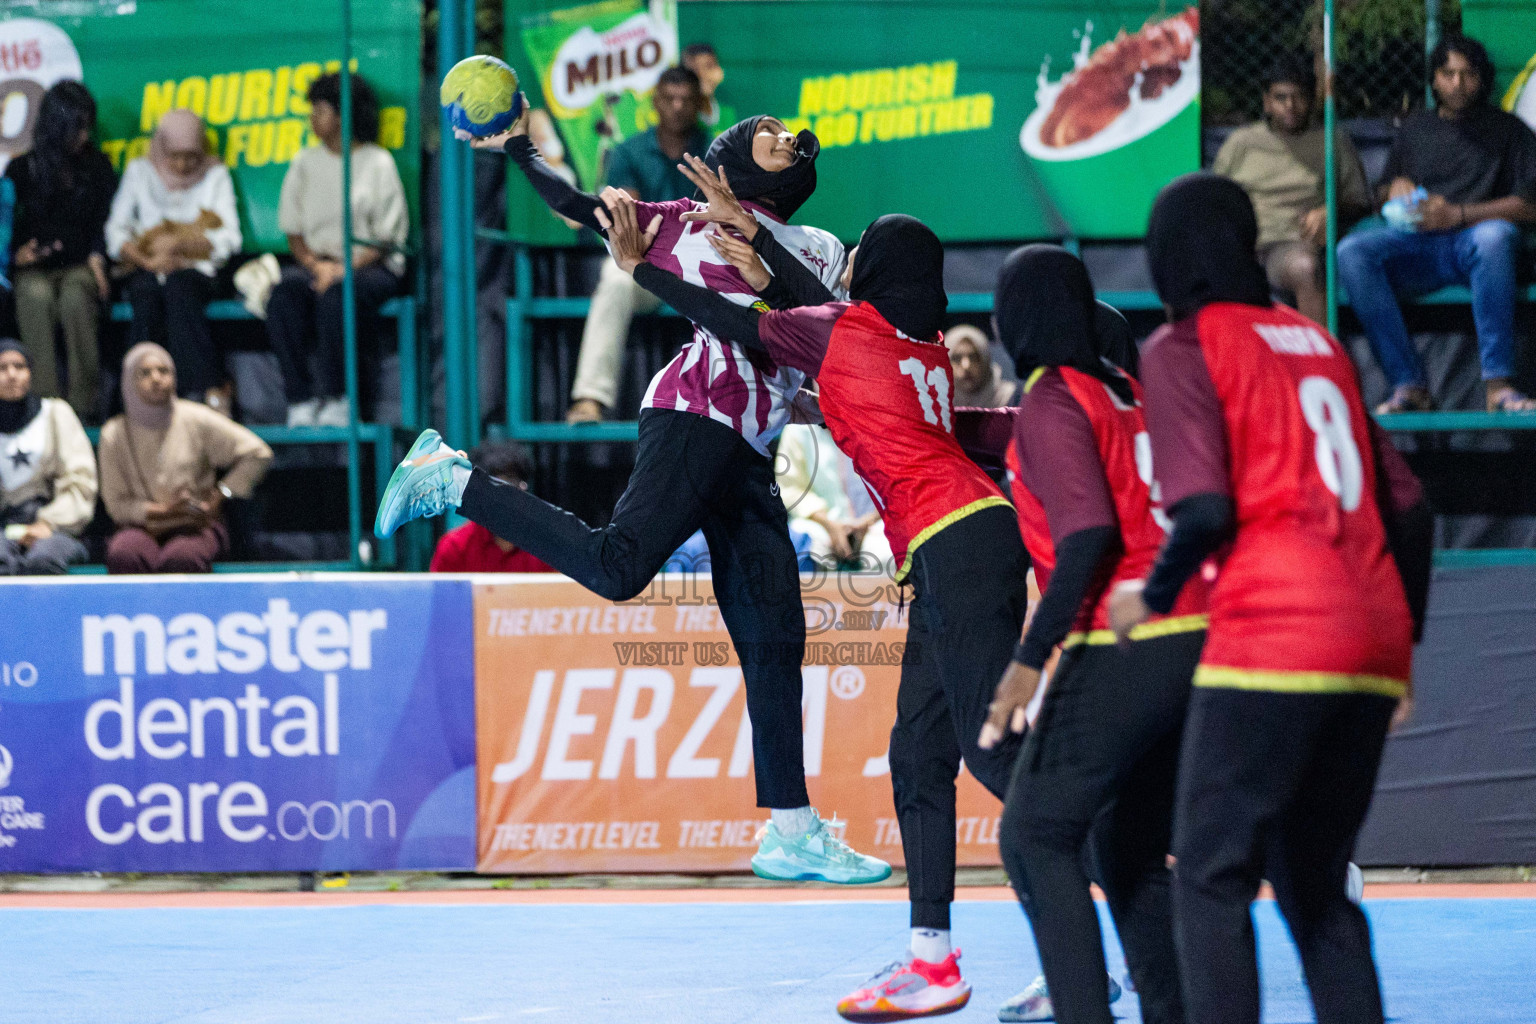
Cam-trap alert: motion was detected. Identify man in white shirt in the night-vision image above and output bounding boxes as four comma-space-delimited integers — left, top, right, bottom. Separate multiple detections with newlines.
265, 73, 408, 427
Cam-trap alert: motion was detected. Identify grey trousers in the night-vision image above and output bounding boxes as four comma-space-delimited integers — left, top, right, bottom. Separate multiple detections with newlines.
0, 532, 87, 575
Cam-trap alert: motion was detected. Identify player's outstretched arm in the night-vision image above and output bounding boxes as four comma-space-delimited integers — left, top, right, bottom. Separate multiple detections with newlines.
598, 195, 765, 349
677, 153, 835, 307
464, 94, 606, 232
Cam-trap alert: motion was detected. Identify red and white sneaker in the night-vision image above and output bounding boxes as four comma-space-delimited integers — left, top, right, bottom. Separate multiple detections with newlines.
836, 950, 972, 1022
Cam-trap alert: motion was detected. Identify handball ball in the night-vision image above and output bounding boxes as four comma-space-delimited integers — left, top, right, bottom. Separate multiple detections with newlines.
441, 55, 524, 136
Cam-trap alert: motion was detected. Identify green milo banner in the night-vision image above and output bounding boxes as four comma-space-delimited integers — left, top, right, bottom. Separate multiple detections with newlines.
1463, 0, 1536, 130
521, 0, 678, 195
506, 0, 1199, 243
0, 0, 421, 254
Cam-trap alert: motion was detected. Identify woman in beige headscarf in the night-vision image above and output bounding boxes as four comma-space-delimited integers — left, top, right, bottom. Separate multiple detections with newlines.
99, 342, 271, 573
106, 110, 243, 408
945, 324, 1017, 408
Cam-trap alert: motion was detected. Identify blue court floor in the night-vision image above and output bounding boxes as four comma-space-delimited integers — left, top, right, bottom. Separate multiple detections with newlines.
2, 896, 1533, 1023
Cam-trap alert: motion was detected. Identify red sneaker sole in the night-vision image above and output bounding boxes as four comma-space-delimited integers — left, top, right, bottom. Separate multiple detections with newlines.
836, 988, 972, 1023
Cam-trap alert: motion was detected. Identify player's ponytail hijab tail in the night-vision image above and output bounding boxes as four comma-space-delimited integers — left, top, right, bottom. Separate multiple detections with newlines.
994, 244, 1136, 403
704, 116, 820, 218
1146, 172, 1271, 322
849, 214, 948, 341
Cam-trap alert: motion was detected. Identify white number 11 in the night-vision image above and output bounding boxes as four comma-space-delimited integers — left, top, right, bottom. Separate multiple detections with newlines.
899, 357, 952, 431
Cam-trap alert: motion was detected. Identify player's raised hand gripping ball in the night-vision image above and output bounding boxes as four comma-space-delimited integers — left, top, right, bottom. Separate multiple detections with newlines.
440, 55, 525, 137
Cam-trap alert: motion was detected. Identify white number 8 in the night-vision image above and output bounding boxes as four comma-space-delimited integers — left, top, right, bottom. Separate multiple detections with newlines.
1298, 376, 1363, 512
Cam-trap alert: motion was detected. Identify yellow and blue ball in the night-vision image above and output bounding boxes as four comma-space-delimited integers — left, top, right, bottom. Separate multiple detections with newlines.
440, 55, 524, 137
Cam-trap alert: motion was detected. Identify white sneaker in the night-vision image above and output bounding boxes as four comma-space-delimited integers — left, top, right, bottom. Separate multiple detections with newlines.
315, 397, 351, 427
286, 398, 320, 427
997, 973, 1122, 1021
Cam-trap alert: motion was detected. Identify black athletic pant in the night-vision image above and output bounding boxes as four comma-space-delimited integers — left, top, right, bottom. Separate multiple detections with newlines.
125, 269, 217, 396
891, 504, 1030, 930
460, 408, 810, 810
265, 263, 399, 403
1001, 630, 1205, 1024
1174, 687, 1395, 1024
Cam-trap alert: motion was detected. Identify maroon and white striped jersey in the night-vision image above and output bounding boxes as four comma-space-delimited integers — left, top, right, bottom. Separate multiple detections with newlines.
628, 199, 846, 455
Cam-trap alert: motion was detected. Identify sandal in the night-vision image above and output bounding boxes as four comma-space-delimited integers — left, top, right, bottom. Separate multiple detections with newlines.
1486, 385, 1536, 413
1375, 385, 1434, 415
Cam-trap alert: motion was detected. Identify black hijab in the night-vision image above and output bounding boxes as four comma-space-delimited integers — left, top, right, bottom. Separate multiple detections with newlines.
0, 339, 42, 435
849, 214, 947, 342
1146, 172, 1271, 321
995, 244, 1135, 403
704, 116, 819, 219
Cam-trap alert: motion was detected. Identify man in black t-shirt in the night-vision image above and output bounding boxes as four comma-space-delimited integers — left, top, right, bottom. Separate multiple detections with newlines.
1337, 34, 1536, 413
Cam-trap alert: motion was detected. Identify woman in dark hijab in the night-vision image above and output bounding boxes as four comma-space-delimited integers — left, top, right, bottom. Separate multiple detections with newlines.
1144, 171, 1271, 321
975, 243, 1206, 1024
610, 201, 1036, 1017
700, 115, 819, 219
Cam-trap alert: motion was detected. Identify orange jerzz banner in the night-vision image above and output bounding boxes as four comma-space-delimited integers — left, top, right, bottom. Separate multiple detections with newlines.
474, 575, 1005, 874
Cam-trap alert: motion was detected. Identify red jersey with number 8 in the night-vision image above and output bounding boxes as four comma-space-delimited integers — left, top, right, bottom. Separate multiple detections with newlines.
758, 300, 1010, 581
1141, 302, 1412, 697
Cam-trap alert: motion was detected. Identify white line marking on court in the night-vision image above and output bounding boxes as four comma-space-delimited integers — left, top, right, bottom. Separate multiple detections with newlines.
516, 1008, 560, 1015
460, 1015, 503, 1021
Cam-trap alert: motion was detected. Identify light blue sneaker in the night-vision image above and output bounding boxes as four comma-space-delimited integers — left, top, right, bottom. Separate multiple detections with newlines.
750, 812, 892, 884
997, 972, 1123, 1022
374, 429, 470, 538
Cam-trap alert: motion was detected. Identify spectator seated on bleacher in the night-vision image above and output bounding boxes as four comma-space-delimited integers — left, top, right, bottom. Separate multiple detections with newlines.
4, 81, 115, 423
565, 66, 709, 426
268, 72, 407, 429
1212, 55, 1370, 326
946, 324, 1017, 408
776, 423, 890, 574
99, 342, 271, 574
107, 109, 243, 413
1337, 34, 1536, 414
430, 441, 555, 573
0, 339, 96, 574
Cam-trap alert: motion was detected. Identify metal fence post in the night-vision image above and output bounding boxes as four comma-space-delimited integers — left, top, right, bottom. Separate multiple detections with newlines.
340, 0, 364, 568
439, 0, 473, 447
1324, 0, 1339, 338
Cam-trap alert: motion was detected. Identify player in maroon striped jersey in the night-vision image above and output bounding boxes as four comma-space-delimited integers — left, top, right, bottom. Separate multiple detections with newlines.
377, 104, 890, 885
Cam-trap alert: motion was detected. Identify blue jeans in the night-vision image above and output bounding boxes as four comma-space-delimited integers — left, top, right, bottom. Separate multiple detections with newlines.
1336, 219, 1521, 389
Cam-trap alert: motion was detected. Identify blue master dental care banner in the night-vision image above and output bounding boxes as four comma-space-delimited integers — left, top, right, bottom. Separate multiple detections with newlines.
0, 577, 476, 872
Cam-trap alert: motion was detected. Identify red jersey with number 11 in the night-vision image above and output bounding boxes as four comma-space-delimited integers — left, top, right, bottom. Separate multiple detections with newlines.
758, 300, 1009, 581
1141, 302, 1413, 697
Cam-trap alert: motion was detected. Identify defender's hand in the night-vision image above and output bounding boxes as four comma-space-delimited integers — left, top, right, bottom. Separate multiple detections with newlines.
1108, 579, 1151, 647
706, 227, 770, 290
594, 192, 661, 275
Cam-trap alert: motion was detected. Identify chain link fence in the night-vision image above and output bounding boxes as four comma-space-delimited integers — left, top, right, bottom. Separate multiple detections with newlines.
1203, 0, 1463, 126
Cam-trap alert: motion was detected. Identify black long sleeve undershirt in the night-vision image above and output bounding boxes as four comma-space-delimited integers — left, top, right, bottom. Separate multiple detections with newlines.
1014, 525, 1118, 670
505, 134, 835, 311
1141, 492, 1234, 615
504, 136, 606, 233
1385, 498, 1433, 642
750, 226, 836, 307
633, 262, 767, 348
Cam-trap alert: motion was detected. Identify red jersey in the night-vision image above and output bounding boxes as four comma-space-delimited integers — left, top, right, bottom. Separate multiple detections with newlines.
1009, 366, 1208, 639
758, 301, 1009, 581
430, 522, 556, 574
1141, 302, 1413, 697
